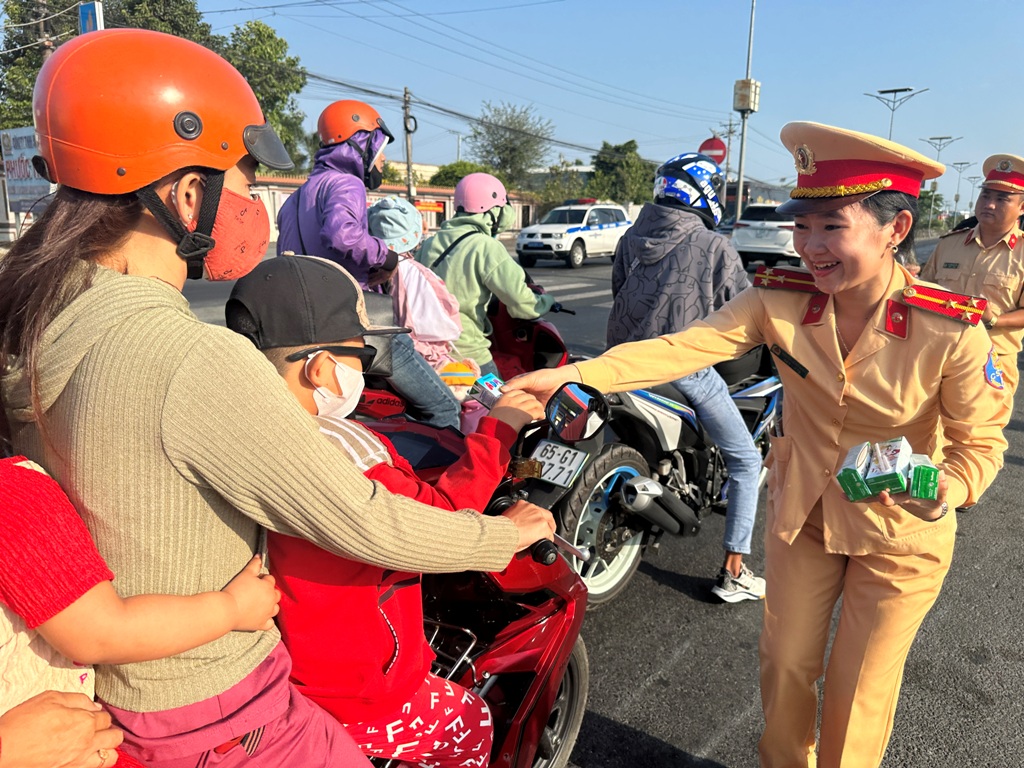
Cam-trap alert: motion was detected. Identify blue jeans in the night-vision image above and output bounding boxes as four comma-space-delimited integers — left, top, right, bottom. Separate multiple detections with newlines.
388, 332, 461, 430
672, 366, 762, 556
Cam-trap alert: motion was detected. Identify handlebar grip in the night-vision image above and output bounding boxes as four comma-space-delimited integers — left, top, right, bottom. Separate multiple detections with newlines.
530, 539, 559, 566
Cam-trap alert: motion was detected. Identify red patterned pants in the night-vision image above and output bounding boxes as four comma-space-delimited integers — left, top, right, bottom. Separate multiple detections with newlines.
343, 673, 493, 768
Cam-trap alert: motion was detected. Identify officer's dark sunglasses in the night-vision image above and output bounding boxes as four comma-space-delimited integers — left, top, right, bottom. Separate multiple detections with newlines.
285, 345, 378, 372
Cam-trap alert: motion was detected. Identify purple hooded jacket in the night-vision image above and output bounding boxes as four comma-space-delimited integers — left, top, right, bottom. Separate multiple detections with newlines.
277, 130, 393, 288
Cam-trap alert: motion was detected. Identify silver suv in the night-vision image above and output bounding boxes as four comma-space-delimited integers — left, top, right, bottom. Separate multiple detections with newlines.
516, 200, 631, 268
730, 204, 798, 268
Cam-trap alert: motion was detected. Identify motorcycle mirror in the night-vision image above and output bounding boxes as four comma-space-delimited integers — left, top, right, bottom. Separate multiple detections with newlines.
545, 382, 608, 444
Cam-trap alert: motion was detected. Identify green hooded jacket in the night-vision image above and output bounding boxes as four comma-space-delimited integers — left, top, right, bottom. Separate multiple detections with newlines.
418, 211, 555, 365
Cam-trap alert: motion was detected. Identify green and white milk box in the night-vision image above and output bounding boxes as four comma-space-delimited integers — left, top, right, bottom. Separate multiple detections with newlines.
837, 442, 873, 502
908, 454, 939, 500
864, 437, 911, 495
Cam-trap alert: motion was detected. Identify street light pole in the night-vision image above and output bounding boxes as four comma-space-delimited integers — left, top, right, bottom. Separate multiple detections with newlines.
949, 161, 974, 228
733, 0, 758, 222
863, 87, 928, 140
920, 136, 961, 232
966, 175, 983, 217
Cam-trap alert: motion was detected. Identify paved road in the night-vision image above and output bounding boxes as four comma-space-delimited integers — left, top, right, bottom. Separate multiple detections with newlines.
184, 237, 1024, 767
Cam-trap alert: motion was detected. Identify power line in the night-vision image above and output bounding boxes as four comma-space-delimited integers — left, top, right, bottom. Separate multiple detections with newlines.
0, 30, 71, 55
0, 0, 79, 31
205, 0, 564, 16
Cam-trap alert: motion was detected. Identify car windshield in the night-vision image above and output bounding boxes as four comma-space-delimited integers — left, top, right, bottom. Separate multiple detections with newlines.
740, 206, 792, 222
540, 209, 587, 225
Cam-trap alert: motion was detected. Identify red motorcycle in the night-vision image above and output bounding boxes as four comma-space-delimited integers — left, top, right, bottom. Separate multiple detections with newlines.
367, 383, 605, 768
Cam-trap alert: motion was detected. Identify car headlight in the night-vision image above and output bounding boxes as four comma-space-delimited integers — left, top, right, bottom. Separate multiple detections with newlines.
552, 232, 565, 239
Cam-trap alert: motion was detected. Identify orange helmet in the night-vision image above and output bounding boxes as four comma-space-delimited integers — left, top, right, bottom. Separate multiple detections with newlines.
32, 29, 292, 195
317, 100, 395, 148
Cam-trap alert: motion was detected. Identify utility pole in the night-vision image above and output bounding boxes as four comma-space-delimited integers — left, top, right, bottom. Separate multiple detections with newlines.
402, 87, 417, 200
864, 88, 928, 140
733, 0, 759, 222
38, 0, 53, 60
920, 136, 961, 232
447, 130, 463, 162
716, 117, 738, 216
949, 161, 974, 228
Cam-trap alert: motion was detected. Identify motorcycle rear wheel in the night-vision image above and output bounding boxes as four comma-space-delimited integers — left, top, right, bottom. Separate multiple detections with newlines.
534, 636, 589, 768
559, 444, 648, 607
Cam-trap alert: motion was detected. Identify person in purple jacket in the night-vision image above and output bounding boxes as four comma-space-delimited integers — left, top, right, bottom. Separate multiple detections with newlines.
278, 100, 460, 428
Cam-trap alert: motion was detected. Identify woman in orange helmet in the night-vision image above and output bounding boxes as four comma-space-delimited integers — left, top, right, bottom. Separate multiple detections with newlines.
0, 28, 554, 768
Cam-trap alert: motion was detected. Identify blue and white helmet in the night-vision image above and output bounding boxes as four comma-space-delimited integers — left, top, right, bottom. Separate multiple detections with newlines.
653, 152, 725, 225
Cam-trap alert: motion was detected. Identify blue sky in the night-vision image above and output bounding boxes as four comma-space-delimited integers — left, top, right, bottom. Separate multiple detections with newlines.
199, 0, 1021, 208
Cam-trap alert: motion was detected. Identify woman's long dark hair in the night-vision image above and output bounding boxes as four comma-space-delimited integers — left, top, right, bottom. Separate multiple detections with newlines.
860, 191, 918, 260
0, 187, 142, 448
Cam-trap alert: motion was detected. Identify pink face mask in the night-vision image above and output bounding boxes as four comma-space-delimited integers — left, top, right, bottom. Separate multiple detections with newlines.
187, 188, 271, 281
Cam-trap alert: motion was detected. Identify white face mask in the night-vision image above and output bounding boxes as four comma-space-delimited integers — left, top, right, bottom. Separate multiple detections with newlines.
305, 353, 365, 420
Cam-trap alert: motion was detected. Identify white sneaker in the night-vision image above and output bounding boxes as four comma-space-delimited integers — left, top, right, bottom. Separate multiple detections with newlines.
711, 565, 766, 603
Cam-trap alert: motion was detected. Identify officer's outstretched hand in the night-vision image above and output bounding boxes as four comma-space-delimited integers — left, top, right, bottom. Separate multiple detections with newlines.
876, 469, 948, 522
502, 366, 582, 406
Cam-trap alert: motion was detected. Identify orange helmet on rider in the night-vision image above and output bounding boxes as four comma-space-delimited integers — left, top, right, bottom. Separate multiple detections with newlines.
32, 28, 293, 195
317, 100, 396, 148
32, 29, 293, 279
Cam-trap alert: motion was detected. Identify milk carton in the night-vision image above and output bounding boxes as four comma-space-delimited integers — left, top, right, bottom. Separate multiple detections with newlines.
908, 454, 939, 500
836, 442, 873, 502
864, 437, 912, 495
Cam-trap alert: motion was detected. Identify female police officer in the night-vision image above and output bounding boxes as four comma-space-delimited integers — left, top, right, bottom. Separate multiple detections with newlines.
505, 122, 1009, 768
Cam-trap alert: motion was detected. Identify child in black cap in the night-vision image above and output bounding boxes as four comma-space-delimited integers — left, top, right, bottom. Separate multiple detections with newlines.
225, 254, 544, 767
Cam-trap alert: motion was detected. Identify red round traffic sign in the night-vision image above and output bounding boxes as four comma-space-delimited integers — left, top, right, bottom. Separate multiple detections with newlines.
699, 136, 727, 164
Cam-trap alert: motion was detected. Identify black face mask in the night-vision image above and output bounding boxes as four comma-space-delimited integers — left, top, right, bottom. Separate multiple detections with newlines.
367, 164, 384, 190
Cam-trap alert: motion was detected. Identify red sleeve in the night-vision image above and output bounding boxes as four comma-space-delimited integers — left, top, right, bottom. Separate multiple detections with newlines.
0, 458, 113, 628
367, 418, 515, 513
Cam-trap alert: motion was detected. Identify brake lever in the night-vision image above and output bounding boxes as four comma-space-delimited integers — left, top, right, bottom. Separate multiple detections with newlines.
550, 302, 576, 315
554, 533, 590, 562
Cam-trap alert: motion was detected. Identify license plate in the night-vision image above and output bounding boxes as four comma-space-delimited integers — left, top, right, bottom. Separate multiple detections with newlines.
754, 228, 769, 239
526, 242, 546, 249
530, 440, 588, 488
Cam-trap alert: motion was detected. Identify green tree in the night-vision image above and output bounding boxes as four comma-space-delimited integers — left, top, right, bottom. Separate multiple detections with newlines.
222, 20, 306, 168
382, 161, 404, 185
918, 190, 946, 232
428, 160, 501, 188
584, 140, 656, 205
1, 3, 307, 171
467, 101, 553, 190
538, 156, 585, 205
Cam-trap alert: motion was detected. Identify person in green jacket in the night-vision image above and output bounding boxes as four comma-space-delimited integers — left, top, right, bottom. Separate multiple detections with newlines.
418, 173, 555, 375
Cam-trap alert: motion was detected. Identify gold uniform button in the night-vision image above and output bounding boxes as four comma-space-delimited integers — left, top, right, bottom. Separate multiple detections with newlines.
836, 373, 846, 382
832, 419, 841, 426
824, 469, 832, 476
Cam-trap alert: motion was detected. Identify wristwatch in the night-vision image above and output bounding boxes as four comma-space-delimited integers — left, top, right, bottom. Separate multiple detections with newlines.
985, 315, 998, 330
932, 501, 949, 521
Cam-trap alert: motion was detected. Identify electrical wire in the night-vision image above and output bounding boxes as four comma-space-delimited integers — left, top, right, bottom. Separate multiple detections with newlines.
0, 0, 80, 31
0, 30, 71, 55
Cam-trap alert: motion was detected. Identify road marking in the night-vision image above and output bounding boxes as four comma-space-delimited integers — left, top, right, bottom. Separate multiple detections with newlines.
553, 289, 611, 302
542, 282, 593, 291
594, 301, 613, 309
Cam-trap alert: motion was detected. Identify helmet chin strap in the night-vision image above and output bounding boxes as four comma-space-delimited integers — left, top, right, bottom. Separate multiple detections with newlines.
136, 171, 225, 280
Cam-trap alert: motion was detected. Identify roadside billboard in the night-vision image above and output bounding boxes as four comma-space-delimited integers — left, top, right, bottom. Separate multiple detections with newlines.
1, 126, 55, 213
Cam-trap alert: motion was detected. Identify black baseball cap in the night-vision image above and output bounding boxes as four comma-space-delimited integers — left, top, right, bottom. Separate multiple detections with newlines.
226, 255, 408, 350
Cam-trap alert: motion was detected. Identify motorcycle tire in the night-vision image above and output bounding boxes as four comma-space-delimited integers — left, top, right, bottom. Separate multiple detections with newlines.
559, 444, 648, 607
534, 636, 589, 768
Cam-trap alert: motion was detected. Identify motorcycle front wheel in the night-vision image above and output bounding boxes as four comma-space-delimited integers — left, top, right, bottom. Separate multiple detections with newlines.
534, 636, 589, 768
559, 444, 648, 607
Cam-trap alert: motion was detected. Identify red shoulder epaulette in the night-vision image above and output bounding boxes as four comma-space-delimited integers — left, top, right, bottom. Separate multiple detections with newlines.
752, 265, 819, 293
901, 284, 987, 325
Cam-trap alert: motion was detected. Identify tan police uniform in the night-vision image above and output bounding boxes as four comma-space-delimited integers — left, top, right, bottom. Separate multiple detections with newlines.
920, 154, 1024, 401
575, 123, 1010, 768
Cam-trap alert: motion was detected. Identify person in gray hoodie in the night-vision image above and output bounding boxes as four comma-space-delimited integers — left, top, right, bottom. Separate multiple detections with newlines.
607, 153, 766, 603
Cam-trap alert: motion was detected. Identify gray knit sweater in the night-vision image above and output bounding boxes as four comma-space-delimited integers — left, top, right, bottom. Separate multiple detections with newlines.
1, 263, 518, 712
